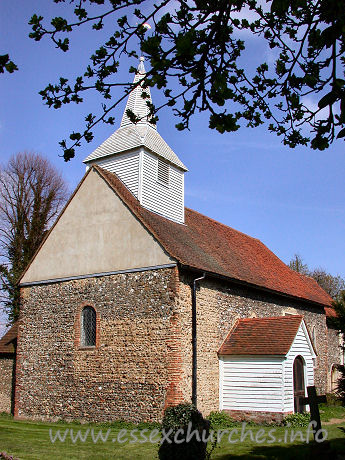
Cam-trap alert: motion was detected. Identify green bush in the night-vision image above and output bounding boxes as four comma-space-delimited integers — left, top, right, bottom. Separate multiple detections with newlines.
158, 403, 210, 460
207, 411, 237, 429
326, 392, 343, 406
282, 412, 310, 427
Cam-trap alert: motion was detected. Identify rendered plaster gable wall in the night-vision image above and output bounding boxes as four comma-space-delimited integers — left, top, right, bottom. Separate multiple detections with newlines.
21, 169, 173, 284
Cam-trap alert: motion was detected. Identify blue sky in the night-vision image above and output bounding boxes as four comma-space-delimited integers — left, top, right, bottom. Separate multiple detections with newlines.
1, 1, 344, 332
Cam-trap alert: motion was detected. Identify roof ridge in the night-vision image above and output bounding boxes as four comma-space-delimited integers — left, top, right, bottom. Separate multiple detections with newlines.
239, 315, 303, 322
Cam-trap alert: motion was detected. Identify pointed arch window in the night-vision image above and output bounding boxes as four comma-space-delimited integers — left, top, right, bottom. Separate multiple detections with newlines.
81, 306, 96, 347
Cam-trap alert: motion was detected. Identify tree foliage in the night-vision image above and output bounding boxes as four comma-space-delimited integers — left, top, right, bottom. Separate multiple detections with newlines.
330, 291, 345, 331
0, 152, 69, 323
288, 253, 309, 275
6, 0, 345, 161
0, 54, 18, 74
328, 291, 345, 400
310, 268, 345, 300
289, 254, 345, 299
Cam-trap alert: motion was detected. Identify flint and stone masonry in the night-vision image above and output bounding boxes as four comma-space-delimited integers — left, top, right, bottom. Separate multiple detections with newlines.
15, 265, 329, 423
327, 325, 342, 391
0, 356, 15, 413
176, 272, 329, 421
16, 267, 184, 422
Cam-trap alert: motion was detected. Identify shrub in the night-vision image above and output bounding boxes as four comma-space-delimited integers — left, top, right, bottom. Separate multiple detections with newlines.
326, 392, 343, 406
207, 411, 237, 429
158, 403, 210, 460
282, 412, 310, 427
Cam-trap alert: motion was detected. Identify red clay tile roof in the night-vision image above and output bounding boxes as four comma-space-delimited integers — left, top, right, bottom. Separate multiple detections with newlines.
325, 306, 337, 318
0, 322, 18, 354
218, 315, 304, 355
97, 166, 332, 308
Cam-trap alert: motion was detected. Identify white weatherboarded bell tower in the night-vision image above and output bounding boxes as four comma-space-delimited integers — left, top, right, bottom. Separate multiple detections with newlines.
83, 57, 188, 224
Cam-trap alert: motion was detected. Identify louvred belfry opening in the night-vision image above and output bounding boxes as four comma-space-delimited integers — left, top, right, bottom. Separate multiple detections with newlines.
83, 57, 188, 224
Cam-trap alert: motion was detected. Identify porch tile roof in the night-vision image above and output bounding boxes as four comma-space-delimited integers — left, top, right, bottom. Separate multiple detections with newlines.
0, 322, 18, 354
218, 315, 303, 355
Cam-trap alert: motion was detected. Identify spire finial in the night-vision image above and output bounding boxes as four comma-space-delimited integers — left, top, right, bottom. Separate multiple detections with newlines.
119, 55, 154, 129
138, 56, 145, 74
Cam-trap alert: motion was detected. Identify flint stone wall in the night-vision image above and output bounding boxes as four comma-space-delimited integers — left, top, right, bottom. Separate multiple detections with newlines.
16, 266, 335, 423
176, 273, 329, 417
0, 356, 15, 413
327, 324, 342, 392
16, 267, 184, 422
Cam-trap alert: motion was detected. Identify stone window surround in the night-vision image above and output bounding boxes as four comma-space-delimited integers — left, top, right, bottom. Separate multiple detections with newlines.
74, 302, 101, 350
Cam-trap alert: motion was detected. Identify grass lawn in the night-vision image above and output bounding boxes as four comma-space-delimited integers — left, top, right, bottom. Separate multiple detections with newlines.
1, 406, 345, 459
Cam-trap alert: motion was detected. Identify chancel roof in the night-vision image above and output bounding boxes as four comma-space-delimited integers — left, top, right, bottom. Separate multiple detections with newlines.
96, 166, 333, 308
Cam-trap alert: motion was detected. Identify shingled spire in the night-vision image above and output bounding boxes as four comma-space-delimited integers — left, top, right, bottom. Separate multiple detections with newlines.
83, 56, 187, 224
120, 57, 156, 130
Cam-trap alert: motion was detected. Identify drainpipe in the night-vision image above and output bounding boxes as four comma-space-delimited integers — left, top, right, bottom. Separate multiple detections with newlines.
191, 272, 206, 408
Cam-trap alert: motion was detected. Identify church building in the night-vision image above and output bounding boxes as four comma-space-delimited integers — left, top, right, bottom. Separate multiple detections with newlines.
0, 58, 340, 423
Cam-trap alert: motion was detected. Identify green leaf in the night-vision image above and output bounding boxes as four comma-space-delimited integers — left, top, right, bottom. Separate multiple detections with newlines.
337, 128, 345, 139
69, 132, 82, 141
271, 0, 290, 14
51, 16, 68, 32
0, 54, 18, 74
318, 91, 338, 109
63, 147, 75, 162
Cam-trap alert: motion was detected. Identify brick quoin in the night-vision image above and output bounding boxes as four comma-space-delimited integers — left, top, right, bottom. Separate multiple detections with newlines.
164, 312, 184, 409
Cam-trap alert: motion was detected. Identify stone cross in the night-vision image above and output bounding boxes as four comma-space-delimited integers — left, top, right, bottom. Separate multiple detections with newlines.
301, 385, 327, 441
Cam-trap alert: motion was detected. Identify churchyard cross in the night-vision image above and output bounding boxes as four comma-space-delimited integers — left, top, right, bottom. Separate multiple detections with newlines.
301, 385, 327, 441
